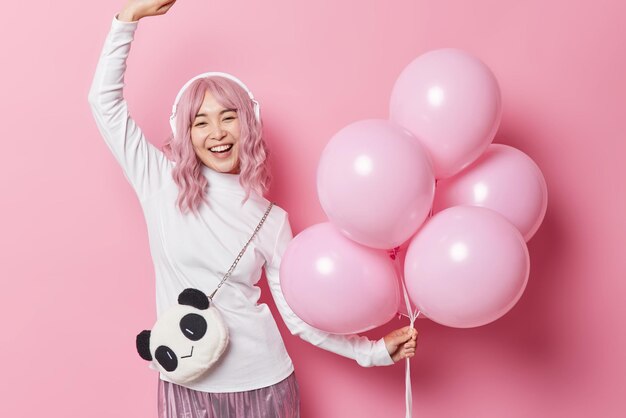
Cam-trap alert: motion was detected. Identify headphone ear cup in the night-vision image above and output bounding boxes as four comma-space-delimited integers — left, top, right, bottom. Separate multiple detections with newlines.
170, 115, 177, 136
253, 101, 261, 122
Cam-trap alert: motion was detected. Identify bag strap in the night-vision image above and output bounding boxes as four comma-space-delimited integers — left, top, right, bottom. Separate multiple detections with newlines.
208, 201, 275, 301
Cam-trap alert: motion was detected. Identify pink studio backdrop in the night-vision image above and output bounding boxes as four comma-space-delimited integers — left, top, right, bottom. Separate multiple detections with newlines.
0, 0, 624, 417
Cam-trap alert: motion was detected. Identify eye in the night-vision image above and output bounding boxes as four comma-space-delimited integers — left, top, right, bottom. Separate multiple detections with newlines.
180, 313, 207, 341
155, 345, 178, 372
195, 122, 206, 127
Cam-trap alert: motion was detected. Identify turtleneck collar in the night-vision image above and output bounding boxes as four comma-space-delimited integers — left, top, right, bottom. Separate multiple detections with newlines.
201, 164, 243, 189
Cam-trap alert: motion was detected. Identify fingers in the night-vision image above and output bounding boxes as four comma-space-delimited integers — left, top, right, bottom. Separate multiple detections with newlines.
157, 3, 176, 14
397, 327, 418, 343
158, 0, 177, 7
403, 339, 417, 349
394, 347, 415, 362
388, 329, 410, 345
391, 331, 419, 362
156, 0, 176, 14
386, 327, 419, 362
402, 341, 416, 356
399, 325, 412, 332
400, 338, 417, 356
390, 325, 411, 336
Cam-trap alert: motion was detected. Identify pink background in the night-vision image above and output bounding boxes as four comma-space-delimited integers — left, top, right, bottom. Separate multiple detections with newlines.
1, 0, 624, 416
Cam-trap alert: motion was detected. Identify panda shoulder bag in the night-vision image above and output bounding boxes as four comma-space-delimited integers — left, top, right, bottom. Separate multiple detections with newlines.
135, 202, 275, 385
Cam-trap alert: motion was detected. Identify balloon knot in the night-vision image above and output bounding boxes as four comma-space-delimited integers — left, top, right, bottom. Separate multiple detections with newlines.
387, 246, 401, 260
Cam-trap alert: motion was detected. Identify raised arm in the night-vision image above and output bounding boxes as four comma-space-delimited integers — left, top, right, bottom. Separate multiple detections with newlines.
265, 212, 412, 367
87, 3, 176, 202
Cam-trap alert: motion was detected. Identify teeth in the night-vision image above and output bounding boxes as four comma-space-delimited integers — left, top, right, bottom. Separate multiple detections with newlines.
210, 144, 232, 152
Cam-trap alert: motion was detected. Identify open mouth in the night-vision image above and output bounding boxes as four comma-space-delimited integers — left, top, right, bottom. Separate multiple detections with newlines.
209, 144, 233, 153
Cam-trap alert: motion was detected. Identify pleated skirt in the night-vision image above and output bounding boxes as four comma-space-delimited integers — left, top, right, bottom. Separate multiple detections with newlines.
157, 371, 300, 418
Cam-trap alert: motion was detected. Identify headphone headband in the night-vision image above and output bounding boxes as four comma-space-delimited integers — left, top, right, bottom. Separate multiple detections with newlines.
169, 71, 261, 136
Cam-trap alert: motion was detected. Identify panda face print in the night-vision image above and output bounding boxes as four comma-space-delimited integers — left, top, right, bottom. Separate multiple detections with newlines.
137, 289, 229, 384
151, 312, 207, 372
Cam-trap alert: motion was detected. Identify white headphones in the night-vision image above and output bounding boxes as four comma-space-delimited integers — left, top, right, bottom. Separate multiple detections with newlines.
169, 71, 261, 136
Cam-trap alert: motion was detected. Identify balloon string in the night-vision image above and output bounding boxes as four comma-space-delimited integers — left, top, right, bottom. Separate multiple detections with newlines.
388, 247, 420, 418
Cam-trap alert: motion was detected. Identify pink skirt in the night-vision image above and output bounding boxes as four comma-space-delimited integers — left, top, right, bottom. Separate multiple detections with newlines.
157, 371, 300, 418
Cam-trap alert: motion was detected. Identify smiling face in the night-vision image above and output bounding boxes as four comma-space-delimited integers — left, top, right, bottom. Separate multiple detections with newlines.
190, 90, 241, 174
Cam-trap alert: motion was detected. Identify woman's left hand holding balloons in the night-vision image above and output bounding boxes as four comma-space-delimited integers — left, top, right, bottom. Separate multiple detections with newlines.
384, 326, 418, 362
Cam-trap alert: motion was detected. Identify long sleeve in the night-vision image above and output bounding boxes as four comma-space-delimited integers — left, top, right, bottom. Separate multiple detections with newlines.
264, 212, 395, 367
87, 14, 170, 203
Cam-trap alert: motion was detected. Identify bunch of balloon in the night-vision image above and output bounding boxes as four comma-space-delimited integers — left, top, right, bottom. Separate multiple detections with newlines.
278, 47, 547, 417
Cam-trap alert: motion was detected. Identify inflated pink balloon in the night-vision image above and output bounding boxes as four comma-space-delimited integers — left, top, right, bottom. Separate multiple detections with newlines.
389, 48, 502, 179
404, 206, 529, 328
433, 144, 548, 242
280, 222, 400, 334
317, 119, 435, 250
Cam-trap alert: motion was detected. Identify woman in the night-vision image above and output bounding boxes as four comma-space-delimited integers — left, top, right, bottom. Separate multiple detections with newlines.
88, 1, 418, 416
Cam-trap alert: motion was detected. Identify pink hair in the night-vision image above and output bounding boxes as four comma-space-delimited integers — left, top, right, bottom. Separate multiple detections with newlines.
161, 76, 272, 217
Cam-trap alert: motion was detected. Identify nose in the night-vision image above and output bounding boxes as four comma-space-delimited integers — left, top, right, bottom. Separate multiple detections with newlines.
209, 124, 227, 140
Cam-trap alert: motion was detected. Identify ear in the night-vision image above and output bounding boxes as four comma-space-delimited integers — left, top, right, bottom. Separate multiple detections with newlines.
178, 288, 210, 310
136, 330, 153, 361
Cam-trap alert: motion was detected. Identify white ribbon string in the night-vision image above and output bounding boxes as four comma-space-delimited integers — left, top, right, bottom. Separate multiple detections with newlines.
402, 278, 419, 418
390, 252, 420, 418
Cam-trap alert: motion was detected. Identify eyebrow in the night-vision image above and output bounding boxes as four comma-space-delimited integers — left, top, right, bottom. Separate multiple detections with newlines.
194, 108, 237, 118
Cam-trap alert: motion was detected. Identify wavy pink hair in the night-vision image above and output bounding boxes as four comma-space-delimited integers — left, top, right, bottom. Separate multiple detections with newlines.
161, 76, 272, 216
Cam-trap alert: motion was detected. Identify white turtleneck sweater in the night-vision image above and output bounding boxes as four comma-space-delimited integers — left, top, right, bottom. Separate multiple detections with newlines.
88, 14, 395, 393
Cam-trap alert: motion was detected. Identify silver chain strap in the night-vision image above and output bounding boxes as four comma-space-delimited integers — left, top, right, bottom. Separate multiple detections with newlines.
208, 201, 275, 301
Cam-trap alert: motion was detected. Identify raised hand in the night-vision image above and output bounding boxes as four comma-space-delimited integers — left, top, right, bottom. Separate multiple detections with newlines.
118, 0, 177, 22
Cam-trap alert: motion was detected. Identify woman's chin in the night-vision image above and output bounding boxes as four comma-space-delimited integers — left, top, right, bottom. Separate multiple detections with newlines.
209, 160, 239, 174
